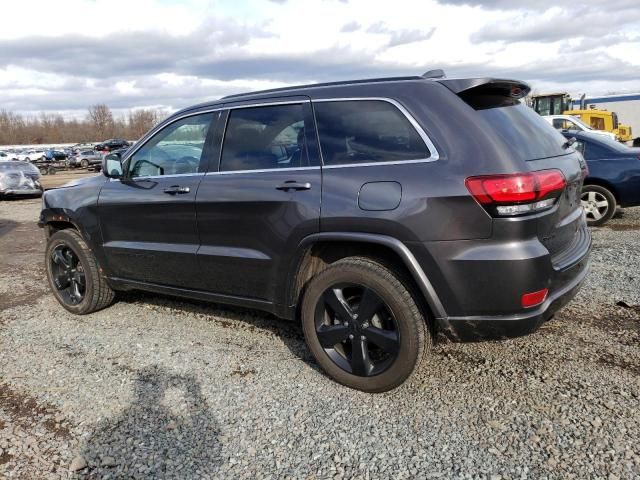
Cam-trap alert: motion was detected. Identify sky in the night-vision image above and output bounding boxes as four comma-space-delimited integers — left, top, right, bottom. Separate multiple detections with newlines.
1, 0, 639, 118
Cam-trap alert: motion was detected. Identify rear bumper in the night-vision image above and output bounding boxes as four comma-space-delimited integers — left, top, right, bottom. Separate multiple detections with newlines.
442, 255, 590, 341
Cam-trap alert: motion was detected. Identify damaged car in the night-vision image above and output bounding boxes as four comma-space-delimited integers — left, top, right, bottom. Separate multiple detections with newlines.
0, 161, 43, 197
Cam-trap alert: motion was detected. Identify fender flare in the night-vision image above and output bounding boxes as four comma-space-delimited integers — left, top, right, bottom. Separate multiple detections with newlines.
296, 232, 447, 321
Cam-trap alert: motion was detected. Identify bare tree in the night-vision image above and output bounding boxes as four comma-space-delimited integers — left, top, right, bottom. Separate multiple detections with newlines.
87, 104, 115, 139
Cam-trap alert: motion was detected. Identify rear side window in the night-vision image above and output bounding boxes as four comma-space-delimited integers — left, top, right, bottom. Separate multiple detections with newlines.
220, 104, 309, 172
460, 86, 568, 160
314, 100, 431, 166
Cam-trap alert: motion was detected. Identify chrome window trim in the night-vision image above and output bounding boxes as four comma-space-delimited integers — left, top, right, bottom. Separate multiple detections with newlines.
312, 97, 440, 167
117, 172, 206, 181
206, 166, 320, 176
224, 99, 310, 109
122, 108, 223, 176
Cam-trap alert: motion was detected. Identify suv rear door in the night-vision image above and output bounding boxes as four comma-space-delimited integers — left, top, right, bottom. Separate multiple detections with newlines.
195, 97, 321, 302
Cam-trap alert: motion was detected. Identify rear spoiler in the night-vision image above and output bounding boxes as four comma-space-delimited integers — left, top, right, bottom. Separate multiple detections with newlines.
436, 77, 531, 100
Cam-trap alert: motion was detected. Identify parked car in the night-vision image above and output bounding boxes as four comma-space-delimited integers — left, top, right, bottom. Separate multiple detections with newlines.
45, 150, 68, 161
40, 73, 591, 392
15, 150, 46, 162
544, 115, 618, 141
561, 130, 640, 226
95, 139, 130, 152
0, 161, 43, 197
73, 149, 103, 169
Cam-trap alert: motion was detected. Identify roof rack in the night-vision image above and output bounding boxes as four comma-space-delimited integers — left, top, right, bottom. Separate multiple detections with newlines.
221, 74, 429, 100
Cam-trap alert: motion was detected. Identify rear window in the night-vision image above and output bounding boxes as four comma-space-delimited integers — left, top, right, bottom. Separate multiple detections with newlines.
314, 100, 431, 166
460, 87, 568, 160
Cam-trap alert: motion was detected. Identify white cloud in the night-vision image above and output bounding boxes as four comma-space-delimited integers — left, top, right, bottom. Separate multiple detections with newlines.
0, 0, 638, 117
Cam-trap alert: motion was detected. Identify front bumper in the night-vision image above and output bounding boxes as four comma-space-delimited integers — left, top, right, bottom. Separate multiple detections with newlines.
0, 187, 43, 196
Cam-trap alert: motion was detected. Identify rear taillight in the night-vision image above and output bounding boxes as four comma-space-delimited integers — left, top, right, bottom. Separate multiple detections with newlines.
465, 169, 566, 216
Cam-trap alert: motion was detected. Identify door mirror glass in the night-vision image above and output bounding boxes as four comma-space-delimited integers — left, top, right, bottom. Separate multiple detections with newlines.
103, 153, 123, 178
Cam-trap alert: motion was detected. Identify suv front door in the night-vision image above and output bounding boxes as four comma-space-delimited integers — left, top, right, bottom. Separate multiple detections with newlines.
97, 110, 219, 289
195, 99, 321, 304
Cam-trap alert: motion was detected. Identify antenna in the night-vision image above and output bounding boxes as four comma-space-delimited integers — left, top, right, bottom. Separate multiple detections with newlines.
421, 69, 446, 79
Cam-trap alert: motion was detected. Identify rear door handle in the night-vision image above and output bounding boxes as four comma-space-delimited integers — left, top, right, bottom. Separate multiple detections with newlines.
276, 181, 311, 191
163, 185, 190, 195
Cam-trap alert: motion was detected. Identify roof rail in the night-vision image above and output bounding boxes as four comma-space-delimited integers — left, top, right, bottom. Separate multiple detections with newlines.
221, 75, 425, 100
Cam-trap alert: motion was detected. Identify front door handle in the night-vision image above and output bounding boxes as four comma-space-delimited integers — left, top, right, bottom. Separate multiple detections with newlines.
276, 181, 311, 191
163, 185, 190, 195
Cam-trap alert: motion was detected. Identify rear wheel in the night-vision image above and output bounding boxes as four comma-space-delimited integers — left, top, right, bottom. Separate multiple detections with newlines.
581, 185, 616, 226
45, 229, 115, 314
301, 257, 430, 392
80, 159, 89, 169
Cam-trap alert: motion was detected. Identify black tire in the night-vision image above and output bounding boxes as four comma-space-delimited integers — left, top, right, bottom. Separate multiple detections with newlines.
581, 185, 616, 227
301, 256, 430, 392
80, 159, 89, 169
39, 167, 47, 175
45, 229, 115, 314
48, 167, 56, 175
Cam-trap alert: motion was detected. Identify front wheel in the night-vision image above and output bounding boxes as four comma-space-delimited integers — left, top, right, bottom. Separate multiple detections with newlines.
301, 257, 430, 392
581, 185, 616, 226
80, 159, 89, 169
45, 229, 115, 314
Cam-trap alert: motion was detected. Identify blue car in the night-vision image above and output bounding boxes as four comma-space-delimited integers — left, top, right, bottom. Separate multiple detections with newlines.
562, 131, 640, 226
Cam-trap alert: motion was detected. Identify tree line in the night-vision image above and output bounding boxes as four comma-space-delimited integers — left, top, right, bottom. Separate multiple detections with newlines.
0, 104, 169, 146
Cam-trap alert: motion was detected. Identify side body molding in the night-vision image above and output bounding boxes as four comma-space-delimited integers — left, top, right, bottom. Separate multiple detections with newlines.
296, 232, 448, 321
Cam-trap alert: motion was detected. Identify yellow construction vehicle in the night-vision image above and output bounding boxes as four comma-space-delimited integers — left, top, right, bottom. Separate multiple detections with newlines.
563, 107, 633, 142
531, 93, 632, 142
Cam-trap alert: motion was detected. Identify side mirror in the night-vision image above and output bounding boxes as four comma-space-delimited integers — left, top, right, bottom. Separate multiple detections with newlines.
103, 153, 123, 178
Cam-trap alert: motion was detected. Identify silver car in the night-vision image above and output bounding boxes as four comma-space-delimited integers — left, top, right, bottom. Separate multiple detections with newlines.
0, 161, 43, 197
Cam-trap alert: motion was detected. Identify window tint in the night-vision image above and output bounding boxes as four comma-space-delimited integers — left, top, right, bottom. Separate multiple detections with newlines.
129, 113, 214, 178
220, 104, 309, 172
314, 100, 430, 166
471, 102, 567, 160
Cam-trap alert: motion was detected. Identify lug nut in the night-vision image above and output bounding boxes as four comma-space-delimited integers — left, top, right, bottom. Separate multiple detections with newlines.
348, 334, 354, 340
362, 322, 369, 328
344, 321, 349, 327
360, 335, 366, 341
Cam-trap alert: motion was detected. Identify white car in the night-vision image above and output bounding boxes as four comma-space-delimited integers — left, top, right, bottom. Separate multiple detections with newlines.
543, 115, 618, 141
14, 150, 46, 162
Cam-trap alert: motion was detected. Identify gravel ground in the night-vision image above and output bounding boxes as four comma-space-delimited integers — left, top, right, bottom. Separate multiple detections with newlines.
0, 198, 638, 479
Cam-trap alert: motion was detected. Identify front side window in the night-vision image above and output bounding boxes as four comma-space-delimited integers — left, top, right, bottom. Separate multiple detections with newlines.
128, 112, 214, 178
220, 104, 309, 172
313, 100, 430, 166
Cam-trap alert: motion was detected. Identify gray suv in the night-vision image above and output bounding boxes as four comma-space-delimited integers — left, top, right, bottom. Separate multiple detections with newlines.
39, 73, 591, 392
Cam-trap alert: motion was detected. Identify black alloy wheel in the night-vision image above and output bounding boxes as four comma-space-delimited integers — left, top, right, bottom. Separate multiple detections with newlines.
50, 244, 86, 305
301, 257, 429, 392
314, 283, 400, 377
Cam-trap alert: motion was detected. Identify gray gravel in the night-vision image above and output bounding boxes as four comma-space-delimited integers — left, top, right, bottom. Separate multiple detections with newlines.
1, 198, 639, 479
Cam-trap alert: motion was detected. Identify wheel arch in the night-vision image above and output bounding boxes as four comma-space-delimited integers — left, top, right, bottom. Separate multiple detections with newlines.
283, 232, 447, 323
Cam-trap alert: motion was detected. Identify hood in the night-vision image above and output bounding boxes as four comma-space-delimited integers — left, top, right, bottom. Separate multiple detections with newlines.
58, 173, 105, 189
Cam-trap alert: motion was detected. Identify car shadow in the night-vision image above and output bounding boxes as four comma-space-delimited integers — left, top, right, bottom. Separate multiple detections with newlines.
117, 291, 315, 366
75, 365, 222, 478
0, 219, 17, 238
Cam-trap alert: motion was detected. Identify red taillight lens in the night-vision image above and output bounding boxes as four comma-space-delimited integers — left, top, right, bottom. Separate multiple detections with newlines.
465, 169, 566, 216
521, 288, 548, 308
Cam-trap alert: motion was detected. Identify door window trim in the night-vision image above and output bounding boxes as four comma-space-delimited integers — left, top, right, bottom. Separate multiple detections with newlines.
212, 100, 317, 175
312, 97, 440, 169
121, 108, 223, 180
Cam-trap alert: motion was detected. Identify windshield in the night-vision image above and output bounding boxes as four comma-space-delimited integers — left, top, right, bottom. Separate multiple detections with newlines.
476, 103, 568, 160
